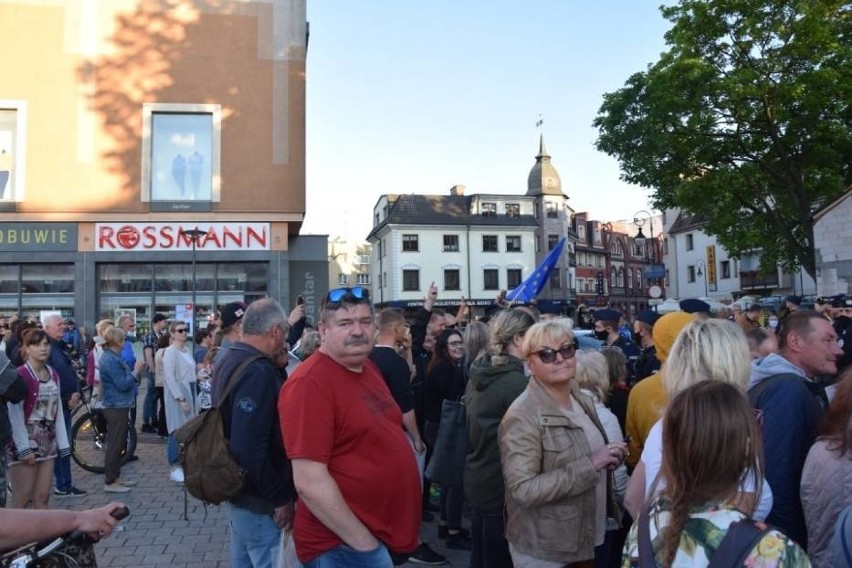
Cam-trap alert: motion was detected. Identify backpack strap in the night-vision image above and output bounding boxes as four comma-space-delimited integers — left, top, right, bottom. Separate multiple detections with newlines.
708, 519, 770, 567
217, 355, 264, 407
637, 499, 658, 568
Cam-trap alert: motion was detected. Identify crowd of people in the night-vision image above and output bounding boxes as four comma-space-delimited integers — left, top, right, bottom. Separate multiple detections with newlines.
0, 288, 849, 568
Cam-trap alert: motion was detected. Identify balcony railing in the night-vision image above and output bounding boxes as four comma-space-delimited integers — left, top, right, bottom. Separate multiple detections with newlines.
739, 271, 779, 289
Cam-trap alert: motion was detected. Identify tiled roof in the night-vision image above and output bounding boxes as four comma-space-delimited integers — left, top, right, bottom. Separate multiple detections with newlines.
668, 210, 708, 234
366, 194, 539, 240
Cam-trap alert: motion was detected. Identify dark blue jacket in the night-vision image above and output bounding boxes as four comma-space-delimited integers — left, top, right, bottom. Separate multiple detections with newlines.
748, 354, 826, 549
49, 339, 79, 401
215, 343, 295, 515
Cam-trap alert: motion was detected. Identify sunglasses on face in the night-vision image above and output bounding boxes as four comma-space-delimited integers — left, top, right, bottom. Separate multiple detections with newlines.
174, 328, 188, 334
324, 286, 370, 305
535, 344, 576, 364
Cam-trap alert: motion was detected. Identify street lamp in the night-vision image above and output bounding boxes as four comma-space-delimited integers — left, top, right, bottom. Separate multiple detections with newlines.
633, 210, 656, 311
181, 228, 206, 339
695, 260, 709, 297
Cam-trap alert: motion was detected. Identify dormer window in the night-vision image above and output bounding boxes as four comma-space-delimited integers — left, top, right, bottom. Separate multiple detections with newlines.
481, 202, 497, 217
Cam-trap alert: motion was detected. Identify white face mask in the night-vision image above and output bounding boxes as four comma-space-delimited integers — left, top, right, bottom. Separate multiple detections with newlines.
767, 318, 779, 329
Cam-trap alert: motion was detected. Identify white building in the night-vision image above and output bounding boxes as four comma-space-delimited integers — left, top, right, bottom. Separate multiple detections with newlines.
664, 208, 816, 304
366, 136, 577, 315
328, 237, 372, 289
813, 187, 852, 296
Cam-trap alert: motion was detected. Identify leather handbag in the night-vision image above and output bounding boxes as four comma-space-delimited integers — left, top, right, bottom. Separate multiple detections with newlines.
424, 397, 468, 488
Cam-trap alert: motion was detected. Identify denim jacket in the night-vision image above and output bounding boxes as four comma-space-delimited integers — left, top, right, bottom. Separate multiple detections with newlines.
99, 348, 138, 408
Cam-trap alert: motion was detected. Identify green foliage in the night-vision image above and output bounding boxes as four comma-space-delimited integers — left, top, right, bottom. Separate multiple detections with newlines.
594, 0, 851, 277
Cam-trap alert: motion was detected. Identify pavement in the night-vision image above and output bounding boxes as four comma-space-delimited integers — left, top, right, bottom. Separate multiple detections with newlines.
54, 389, 471, 567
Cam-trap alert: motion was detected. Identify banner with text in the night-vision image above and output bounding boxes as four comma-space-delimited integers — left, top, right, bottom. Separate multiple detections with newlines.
95, 223, 270, 252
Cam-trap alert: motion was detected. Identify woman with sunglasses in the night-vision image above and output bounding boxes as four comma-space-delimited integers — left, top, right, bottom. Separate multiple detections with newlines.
162, 321, 198, 483
499, 320, 625, 568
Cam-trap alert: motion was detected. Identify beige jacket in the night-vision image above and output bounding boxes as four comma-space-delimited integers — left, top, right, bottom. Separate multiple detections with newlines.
499, 378, 620, 564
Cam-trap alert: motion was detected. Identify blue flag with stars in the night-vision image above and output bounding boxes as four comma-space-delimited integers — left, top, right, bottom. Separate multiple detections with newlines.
506, 237, 565, 303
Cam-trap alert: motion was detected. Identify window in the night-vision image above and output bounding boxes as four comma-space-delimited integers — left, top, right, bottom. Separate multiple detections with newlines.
443, 234, 459, 252
382, 238, 387, 257
444, 269, 460, 291
505, 203, 520, 218
0, 103, 26, 203
374, 213, 379, 226
720, 260, 731, 279
383, 271, 387, 288
482, 235, 498, 252
664, 238, 669, 255
337, 273, 348, 285
627, 268, 633, 289
593, 227, 602, 245
506, 235, 522, 252
617, 268, 624, 288
507, 269, 522, 289
481, 202, 497, 217
577, 223, 586, 242
403, 269, 420, 291
483, 269, 499, 290
637, 271, 643, 290
546, 202, 558, 219
142, 103, 221, 208
402, 234, 419, 252
597, 255, 604, 268
610, 268, 617, 288
378, 273, 382, 287
547, 234, 559, 251
549, 268, 561, 289
687, 265, 696, 282
613, 240, 623, 256
357, 254, 370, 265
356, 273, 370, 285
686, 234, 694, 251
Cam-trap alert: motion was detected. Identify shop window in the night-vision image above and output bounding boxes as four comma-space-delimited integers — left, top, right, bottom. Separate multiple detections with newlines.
142, 103, 221, 209
22, 264, 74, 294
0, 102, 26, 203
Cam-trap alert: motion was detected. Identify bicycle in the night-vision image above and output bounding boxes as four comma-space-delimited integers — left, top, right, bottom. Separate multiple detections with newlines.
0, 506, 130, 567
70, 386, 137, 475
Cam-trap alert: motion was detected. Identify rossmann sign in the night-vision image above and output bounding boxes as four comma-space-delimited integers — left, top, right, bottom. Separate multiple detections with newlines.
95, 223, 270, 251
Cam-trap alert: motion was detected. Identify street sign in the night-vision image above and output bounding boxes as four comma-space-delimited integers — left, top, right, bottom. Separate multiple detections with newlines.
649, 285, 662, 299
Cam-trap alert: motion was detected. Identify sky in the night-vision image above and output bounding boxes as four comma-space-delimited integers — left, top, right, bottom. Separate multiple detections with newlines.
301, 1, 674, 241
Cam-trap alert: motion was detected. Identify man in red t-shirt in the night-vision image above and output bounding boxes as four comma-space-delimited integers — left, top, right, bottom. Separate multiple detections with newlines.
279, 288, 422, 567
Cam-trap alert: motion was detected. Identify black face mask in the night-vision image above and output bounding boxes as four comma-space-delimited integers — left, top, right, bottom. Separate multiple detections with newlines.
836, 315, 851, 330
632, 331, 643, 345
593, 329, 609, 341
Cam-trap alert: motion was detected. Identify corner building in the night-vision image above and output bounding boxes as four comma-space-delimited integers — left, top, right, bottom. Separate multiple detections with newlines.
0, 0, 327, 331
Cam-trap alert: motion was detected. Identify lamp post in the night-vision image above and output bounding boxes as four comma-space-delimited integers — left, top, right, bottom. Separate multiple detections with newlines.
181, 228, 206, 338
633, 210, 655, 309
695, 260, 709, 297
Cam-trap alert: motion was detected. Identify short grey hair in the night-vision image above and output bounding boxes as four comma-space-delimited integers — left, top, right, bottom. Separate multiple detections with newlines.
41, 313, 63, 327
241, 298, 287, 336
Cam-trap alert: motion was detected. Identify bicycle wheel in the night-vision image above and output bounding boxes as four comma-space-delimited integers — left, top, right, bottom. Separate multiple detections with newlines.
71, 411, 136, 474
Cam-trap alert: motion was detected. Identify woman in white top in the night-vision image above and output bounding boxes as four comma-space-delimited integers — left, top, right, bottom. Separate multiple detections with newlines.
161, 321, 197, 483
624, 318, 773, 522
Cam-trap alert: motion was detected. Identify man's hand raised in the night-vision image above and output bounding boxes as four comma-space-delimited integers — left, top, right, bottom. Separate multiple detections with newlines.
425, 281, 438, 311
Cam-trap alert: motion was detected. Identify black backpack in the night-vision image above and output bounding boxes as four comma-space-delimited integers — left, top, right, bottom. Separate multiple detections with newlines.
174, 355, 261, 505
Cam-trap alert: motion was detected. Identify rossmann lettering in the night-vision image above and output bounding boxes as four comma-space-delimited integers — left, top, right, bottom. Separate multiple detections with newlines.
95, 223, 270, 252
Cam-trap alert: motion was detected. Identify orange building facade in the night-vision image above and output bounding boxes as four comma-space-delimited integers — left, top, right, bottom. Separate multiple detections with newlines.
0, 0, 326, 332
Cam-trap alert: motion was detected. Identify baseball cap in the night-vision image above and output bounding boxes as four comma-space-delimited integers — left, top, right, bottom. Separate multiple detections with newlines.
220, 302, 247, 329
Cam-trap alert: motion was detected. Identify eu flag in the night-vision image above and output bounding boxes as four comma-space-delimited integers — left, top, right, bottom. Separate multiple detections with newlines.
506, 237, 565, 303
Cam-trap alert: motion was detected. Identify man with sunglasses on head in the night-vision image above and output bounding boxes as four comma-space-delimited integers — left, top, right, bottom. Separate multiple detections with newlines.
280, 287, 423, 567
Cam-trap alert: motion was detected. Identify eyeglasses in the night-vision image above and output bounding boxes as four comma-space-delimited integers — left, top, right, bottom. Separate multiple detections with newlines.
174, 328, 188, 334
535, 345, 576, 364
448, 341, 464, 347
324, 286, 370, 305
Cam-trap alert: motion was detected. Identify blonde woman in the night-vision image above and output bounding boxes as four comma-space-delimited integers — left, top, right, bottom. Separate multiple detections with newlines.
624, 318, 773, 522
161, 321, 197, 483
85, 319, 114, 405
499, 320, 624, 567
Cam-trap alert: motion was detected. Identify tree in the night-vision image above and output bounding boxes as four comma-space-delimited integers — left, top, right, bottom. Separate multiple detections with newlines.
594, 0, 850, 278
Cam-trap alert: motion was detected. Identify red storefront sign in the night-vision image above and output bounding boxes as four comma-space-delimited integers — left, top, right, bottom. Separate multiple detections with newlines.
95, 223, 270, 251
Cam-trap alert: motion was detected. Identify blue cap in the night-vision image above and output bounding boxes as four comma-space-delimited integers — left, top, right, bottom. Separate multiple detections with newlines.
679, 299, 711, 314
594, 309, 622, 323
636, 310, 661, 327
